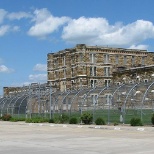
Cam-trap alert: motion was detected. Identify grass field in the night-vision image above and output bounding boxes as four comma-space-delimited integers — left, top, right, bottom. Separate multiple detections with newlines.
8, 108, 154, 125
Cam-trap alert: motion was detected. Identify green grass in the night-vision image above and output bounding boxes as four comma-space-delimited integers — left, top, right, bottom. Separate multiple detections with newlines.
7, 109, 154, 125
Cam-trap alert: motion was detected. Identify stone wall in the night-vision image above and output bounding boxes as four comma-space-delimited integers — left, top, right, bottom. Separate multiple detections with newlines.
47, 44, 154, 92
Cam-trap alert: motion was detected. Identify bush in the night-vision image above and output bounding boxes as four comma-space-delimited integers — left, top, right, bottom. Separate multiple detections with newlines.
151, 114, 154, 125
25, 118, 49, 123
53, 116, 60, 124
49, 118, 55, 123
130, 117, 143, 126
114, 122, 118, 126
59, 114, 69, 124
1, 114, 12, 121
95, 117, 105, 125
69, 117, 78, 124
81, 112, 93, 124
10, 117, 26, 122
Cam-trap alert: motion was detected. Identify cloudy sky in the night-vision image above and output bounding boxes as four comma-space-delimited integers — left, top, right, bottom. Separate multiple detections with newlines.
0, 0, 154, 95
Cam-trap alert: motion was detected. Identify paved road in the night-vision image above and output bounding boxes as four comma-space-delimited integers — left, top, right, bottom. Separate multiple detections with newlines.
0, 121, 154, 154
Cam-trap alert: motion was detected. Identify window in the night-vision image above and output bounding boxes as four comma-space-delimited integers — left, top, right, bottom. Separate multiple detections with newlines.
83, 66, 86, 74
63, 69, 66, 78
104, 54, 109, 64
136, 76, 140, 82
116, 82, 121, 86
115, 55, 119, 65
90, 66, 96, 76
144, 79, 148, 83
141, 57, 145, 65
79, 78, 82, 88
71, 80, 75, 89
90, 53, 96, 63
91, 80, 97, 88
105, 94, 112, 105
117, 94, 121, 102
132, 56, 135, 65
129, 80, 134, 84
71, 55, 75, 64
104, 67, 110, 77
63, 56, 66, 66
54, 59, 58, 68
71, 68, 75, 77
124, 56, 127, 65
91, 94, 98, 105
62, 81, 66, 91
55, 71, 58, 78
79, 53, 83, 62
104, 79, 111, 87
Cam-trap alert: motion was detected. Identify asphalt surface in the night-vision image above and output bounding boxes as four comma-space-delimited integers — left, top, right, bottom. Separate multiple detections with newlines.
0, 121, 154, 154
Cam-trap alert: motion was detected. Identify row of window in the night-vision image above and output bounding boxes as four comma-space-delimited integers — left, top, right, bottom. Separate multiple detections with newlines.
89, 54, 145, 65
53, 54, 146, 68
90, 66, 110, 77
90, 94, 112, 105
90, 79, 111, 88
54, 66, 110, 78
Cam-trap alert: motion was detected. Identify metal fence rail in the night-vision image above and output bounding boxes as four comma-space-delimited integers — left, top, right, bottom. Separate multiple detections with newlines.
1, 81, 154, 124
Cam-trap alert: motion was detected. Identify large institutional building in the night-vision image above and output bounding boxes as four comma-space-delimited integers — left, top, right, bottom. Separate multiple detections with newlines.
2, 44, 154, 118
47, 44, 154, 91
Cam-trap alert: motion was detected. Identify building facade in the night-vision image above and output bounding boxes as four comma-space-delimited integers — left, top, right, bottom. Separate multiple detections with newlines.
47, 44, 154, 91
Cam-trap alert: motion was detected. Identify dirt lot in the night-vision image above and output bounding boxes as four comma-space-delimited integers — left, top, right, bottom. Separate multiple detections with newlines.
0, 121, 154, 154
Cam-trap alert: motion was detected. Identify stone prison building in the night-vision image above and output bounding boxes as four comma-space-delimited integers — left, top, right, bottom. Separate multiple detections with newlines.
47, 44, 154, 91
2, 44, 154, 116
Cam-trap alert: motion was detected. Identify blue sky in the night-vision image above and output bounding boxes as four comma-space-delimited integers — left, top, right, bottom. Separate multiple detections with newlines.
0, 0, 154, 95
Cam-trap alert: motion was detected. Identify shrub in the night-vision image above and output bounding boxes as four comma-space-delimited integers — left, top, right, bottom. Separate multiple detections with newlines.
25, 118, 33, 123
130, 117, 143, 126
49, 118, 55, 123
69, 117, 78, 124
114, 122, 118, 126
1, 114, 12, 121
10, 117, 26, 122
25, 118, 49, 123
9, 117, 18, 122
95, 117, 105, 125
59, 114, 69, 124
151, 114, 154, 125
53, 116, 61, 124
81, 112, 93, 124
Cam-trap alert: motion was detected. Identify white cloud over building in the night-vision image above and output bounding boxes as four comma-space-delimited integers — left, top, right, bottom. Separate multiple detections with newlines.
28, 8, 70, 38
0, 65, 14, 73
33, 64, 47, 72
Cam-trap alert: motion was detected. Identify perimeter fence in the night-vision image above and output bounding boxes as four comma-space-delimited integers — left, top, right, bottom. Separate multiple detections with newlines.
1, 81, 154, 124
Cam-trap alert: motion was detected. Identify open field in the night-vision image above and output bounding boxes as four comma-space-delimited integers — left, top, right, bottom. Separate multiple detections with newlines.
0, 121, 154, 154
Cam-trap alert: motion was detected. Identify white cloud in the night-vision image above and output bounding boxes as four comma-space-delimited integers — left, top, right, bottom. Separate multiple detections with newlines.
62, 18, 154, 47
7, 12, 32, 20
33, 64, 47, 71
0, 25, 10, 36
0, 65, 14, 73
62, 17, 112, 44
128, 44, 149, 50
0, 9, 7, 24
28, 8, 70, 38
29, 74, 47, 81
0, 25, 20, 36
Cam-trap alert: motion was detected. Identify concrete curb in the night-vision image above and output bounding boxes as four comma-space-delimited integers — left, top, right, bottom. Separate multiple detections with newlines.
16, 122, 154, 132
1, 121, 154, 132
